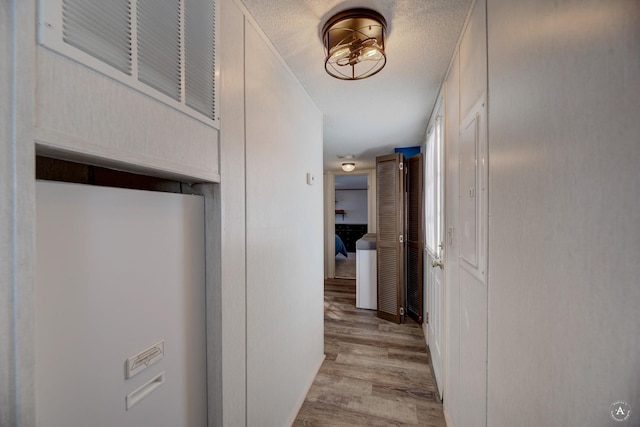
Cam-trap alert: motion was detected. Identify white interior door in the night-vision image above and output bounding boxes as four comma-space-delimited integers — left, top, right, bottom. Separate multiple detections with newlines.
444, 61, 462, 425
425, 113, 445, 397
35, 181, 206, 427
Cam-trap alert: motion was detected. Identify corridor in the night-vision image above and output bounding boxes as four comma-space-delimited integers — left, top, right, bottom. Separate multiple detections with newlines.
294, 279, 445, 426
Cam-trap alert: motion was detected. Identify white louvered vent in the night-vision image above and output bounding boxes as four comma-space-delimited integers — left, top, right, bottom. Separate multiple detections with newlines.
184, 0, 216, 119
62, 0, 132, 75
39, 0, 219, 127
136, 0, 182, 100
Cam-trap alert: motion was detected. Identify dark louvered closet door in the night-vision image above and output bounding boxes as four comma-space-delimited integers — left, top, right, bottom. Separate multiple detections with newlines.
407, 154, 424, 324
376, 153, 405, 323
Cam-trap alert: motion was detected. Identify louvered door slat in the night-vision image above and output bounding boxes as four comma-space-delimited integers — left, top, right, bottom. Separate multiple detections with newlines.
376, 153, 404, 323
185, 0, 216, 119
377, 246, 398, 315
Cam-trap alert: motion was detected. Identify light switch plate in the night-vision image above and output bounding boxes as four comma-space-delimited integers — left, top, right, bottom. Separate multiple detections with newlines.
306, 172, 316, 186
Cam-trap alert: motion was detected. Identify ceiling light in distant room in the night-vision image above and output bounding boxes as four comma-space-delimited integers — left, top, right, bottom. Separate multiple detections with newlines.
341, 162, 356, 172
322, 8, 387, 80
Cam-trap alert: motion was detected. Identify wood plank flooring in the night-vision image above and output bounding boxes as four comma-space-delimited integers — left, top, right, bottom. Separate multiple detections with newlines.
293, 278, 446, 426
335, 253, 356, 279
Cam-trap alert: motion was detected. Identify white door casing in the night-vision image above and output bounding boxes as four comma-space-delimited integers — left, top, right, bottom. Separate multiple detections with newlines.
425, 110, 445, 397
443, 52, 462, 426
324, 170, 376, 279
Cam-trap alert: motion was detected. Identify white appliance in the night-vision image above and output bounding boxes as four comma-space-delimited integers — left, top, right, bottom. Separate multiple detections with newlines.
356, 233, 377, 310
35, 181, 207, 427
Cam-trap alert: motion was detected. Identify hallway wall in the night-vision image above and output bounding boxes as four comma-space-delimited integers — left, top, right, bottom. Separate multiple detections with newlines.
1, 0, 325, 425
486, 0, 640, 425
335, 189, 368, 225
244, 16, 324, 427
1, 3, 20, 425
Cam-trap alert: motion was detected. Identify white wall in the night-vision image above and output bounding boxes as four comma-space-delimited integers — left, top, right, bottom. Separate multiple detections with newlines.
35, 182, 206, 427
457, 2, 489, 426
2, 1, 325, 426
1, 1, 37, 426
335, 189, 368, 224
0, 3, 18, 425
486, 0, 640, 426
438, 0, 489, 424
244, 17, 325, 426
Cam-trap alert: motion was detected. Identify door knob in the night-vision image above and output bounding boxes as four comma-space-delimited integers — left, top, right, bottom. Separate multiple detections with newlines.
432, 259, 444, 269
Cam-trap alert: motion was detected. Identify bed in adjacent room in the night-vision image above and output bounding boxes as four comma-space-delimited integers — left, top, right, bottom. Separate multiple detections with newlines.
335, 234, 348, 258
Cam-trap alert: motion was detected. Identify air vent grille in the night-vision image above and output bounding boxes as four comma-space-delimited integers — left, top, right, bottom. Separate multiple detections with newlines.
62, 0, 132, 74
136, 0, 182, 100
184, 0, 216, 119
45, 0, 218, 126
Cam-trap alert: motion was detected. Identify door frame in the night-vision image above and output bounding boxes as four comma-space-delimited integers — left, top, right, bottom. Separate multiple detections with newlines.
424, 93, 446, 399
406, 153, 424, 324
324, 169, 376, 279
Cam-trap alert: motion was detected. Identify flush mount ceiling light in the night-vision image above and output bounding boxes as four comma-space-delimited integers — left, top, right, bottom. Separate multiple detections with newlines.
322, 8, 387, 80
341, 162, 356, 172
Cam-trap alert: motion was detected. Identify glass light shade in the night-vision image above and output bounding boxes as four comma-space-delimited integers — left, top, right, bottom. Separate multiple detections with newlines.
322, 8, 387, 80
361, 45, 383, 60
341, 162, 356, 172
329, 46, 350, 61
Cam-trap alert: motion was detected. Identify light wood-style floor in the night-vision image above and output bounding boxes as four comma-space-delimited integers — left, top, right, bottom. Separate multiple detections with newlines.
293, 278, 446, 426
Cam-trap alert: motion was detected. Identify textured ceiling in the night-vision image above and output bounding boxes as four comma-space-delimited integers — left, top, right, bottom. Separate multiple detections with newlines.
239, 0, 472, 171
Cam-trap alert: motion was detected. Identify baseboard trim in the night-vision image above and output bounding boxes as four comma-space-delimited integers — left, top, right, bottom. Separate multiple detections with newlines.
286, 354, 326, 427
444, 407, 453, 427
425, 343, 443, 401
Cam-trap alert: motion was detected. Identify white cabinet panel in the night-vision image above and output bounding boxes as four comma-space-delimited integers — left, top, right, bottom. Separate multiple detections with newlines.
35, 181, 206, 427
459, 268, 487, 427
459, 0, 487, 119
459, 113, 478, 268
356, 249, 377, 310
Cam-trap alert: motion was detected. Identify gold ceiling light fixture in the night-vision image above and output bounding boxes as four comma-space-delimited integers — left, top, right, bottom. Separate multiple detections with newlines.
322, 8, 387, 80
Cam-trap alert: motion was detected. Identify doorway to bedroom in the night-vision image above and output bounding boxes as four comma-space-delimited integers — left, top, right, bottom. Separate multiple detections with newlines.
334, 174, 369, 279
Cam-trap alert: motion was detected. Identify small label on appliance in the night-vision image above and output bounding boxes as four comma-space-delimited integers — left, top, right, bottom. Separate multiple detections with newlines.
126, 340, 164, 379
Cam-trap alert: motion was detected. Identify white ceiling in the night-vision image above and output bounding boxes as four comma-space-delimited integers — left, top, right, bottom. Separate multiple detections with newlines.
239, 0, 472, 171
